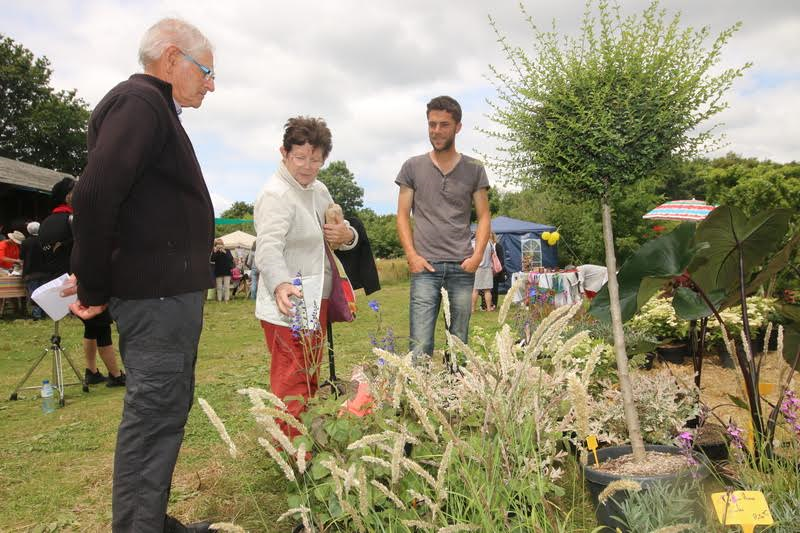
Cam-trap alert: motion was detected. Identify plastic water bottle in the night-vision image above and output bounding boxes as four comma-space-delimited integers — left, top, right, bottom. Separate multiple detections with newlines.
41, 380, 56, 414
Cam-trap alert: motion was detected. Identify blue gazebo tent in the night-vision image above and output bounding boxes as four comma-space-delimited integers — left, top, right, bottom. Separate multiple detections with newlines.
471, 216, 558, 293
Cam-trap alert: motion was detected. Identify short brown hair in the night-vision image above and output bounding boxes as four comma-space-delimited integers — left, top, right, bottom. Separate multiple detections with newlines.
426, 95, 462, 123
282, 116, 333, 159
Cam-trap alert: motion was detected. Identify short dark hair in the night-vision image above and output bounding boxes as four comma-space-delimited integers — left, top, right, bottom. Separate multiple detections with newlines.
282, 116, 333, 159
51, 177, 76, 205
426, 95, 462, 123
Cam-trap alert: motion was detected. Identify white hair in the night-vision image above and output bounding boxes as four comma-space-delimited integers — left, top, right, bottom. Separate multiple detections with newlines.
138, 18, 213, 68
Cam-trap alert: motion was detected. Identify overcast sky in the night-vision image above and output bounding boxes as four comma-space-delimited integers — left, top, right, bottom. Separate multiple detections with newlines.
4, 0, 798, 215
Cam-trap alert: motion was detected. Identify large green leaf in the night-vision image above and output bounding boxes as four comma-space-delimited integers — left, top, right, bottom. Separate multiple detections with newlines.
673, 286, 726, 320
723, 231, 800, 309
782, 325, 800, 367
689, 207, 792, 295
590, 222, 703, 323
774, 304, 800, 366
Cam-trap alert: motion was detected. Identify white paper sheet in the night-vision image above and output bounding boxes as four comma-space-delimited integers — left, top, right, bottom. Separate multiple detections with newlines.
31, 273, 77, 321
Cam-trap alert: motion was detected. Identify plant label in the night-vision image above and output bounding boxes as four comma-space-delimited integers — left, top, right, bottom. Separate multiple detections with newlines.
758, 382, 775, 396
711, 491, 773, 533
586, 435, 599, 465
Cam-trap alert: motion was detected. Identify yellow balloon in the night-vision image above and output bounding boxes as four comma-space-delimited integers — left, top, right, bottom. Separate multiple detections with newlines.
551, 231, 560, 241
548, 237, 558, 246
542, 232, 551, 240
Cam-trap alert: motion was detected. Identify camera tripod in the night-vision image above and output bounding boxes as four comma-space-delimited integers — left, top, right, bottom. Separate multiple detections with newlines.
320, 322, 345, 397
9, 320, 88, 406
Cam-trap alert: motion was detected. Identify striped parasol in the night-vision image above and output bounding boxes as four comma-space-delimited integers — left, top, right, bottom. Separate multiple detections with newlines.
642, 199, 716, 222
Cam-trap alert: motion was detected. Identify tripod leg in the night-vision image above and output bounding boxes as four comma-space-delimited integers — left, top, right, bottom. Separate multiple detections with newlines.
9, 348, 49, 400
54, 346, 66, 407
320, 323, 344, 397
61, 346, 89, 392
327, 322, 337, 382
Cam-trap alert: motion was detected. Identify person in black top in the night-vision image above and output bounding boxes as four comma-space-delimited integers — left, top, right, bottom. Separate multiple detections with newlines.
334, 216, 380, 296
63, 17, 217, 532
21, 222, 46, 320
490, 234, 506, 310
210, 238, 234, 302
39, 177, 127, 386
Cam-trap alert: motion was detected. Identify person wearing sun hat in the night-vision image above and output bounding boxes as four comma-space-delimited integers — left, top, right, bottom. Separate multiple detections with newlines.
0, 230, 25, 270
21, 221, 47, 320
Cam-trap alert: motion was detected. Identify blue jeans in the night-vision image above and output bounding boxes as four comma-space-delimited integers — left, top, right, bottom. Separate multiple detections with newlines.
249, 268, 259, 300
409, 261, 475, 358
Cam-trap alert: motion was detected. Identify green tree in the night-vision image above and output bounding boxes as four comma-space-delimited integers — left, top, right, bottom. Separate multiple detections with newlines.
498, 180, 661, 266
487, 0, 748, 460
0, 34, 90, 175
317, 160, 364, 215
701, 155, 800, 218
357, 208, 402, 258
221, 201, 254, 219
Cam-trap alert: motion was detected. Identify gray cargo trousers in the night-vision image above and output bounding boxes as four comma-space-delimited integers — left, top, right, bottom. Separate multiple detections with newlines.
108, 291, 205, 532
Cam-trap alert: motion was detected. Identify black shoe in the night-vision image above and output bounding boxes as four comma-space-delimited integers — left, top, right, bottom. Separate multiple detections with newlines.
84, 368, 106, 385
164, 515, 215, 532
106, 372, 126, 387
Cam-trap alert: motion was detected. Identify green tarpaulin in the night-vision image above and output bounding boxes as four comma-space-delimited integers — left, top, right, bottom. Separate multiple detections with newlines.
214, 218, 253, 225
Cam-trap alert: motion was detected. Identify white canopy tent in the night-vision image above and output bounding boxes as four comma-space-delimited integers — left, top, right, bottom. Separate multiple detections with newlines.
219, 230, 255, 250
218, 230, 256, 265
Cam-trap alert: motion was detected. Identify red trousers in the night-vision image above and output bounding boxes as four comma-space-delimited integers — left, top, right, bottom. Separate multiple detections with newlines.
261, 300, 328, 438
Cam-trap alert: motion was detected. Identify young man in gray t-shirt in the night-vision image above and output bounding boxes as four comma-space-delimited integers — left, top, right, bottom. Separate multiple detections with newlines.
395, 95, 491, 362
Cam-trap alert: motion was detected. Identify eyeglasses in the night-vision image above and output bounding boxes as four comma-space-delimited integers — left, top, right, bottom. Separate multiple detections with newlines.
182, 52, 215, 81
288, 153, 324, 168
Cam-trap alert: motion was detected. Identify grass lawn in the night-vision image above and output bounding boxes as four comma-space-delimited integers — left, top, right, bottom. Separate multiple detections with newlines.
0, 280, 512, 531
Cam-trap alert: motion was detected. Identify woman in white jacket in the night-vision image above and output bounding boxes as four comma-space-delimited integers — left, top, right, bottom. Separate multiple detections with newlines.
254, 117, 357, 437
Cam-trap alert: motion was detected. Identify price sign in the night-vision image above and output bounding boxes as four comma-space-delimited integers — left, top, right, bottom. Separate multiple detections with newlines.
712, 491, 773, 533
586, 435, 599, 466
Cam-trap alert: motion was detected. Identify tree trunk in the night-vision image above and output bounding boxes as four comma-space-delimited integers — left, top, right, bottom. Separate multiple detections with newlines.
601, 199, 646, 462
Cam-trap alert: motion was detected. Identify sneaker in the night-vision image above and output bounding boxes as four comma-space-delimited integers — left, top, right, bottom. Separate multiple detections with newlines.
85, 368, 106, 385
106, 372, 126, 387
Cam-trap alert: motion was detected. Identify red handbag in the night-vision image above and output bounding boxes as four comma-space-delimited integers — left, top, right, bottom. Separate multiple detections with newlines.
325, 244, 355, 323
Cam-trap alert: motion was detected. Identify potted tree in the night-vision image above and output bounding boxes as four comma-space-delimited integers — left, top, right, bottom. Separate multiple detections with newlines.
487, 0, 748, 528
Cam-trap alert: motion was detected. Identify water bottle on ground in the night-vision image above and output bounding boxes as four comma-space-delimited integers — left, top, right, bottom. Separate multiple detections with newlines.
41, 379, 56, 414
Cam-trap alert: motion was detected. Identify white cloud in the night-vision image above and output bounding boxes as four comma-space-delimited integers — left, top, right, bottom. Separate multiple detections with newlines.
209, 192, 233, 217
4, 0, 798, 214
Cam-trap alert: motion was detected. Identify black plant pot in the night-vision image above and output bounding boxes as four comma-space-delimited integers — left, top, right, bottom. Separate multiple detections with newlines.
754, 328, 779, 352
583, 444, 709, 532
656, 342, 688, 364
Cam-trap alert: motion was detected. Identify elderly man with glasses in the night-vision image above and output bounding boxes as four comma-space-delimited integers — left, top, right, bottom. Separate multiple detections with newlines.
65, 18, 217, 533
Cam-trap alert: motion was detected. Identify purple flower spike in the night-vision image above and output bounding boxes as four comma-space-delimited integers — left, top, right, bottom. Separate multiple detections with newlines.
676, 430, 697, 467
369, 300, 380, 312
726, 423, 745, 449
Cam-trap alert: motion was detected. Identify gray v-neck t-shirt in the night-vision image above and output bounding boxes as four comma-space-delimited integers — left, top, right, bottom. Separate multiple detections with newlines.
395, 153, 490, 262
